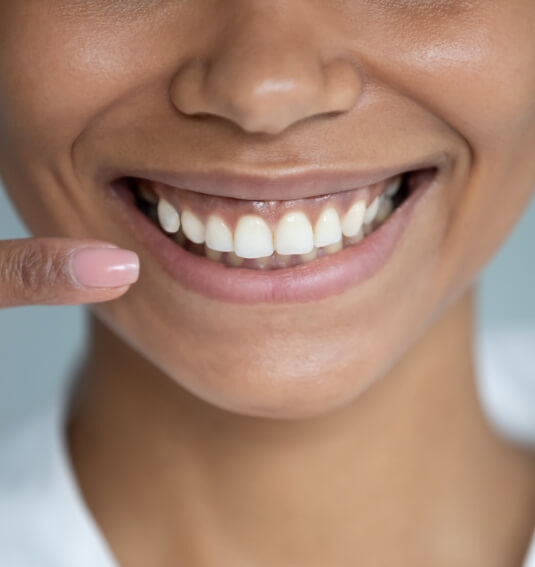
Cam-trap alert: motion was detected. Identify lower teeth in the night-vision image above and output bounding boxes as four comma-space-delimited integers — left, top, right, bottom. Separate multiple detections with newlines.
132, 176, 410, 270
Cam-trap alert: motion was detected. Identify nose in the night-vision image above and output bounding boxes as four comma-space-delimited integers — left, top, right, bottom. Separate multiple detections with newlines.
169, 6, 362, 135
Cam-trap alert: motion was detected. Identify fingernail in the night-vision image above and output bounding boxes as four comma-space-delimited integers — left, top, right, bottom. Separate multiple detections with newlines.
71, 248, 139, 288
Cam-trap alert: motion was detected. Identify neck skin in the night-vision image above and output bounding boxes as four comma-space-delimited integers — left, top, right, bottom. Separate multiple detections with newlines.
67, 287, 535, 567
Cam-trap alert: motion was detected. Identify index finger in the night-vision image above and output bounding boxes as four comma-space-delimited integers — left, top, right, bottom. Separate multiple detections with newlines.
0, 238, 140, 308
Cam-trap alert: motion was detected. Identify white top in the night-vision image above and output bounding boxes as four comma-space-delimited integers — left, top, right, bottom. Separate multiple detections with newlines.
0, 329, 534, 567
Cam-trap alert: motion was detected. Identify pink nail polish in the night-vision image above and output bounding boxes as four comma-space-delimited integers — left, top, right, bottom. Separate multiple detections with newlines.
71, 248, 139, 288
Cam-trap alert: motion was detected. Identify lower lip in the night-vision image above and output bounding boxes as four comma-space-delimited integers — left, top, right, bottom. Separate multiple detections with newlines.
109, 176, 433, 304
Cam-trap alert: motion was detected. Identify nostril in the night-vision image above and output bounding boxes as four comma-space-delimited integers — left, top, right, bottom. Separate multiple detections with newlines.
188, 112, 212, 122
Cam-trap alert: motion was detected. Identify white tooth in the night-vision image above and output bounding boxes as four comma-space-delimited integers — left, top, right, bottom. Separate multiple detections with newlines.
385, 176, 402, 197
205, 215, 234, 252
274, 211, 314, 255
314, 207, 342, 248
375, 197, 394, 224
364, 196, 380, 225
341, 200, 366, 237
157, 198, 180, 234
181, 210, 205, 244
235, 215, 274, 259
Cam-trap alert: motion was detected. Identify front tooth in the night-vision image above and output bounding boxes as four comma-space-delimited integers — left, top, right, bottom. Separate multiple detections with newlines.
341, 200, 366, 237
181, 210, 205, 244
274, 211, 314, 255
385, 176, 402, 197
364, 196, 380, 225
235, 215, 274, 258
314, 207, 342, 248
205, 215, 234, 252
157, 198, 180, 234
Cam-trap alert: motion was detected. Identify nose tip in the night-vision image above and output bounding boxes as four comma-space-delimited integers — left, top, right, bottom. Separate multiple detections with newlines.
170, 47, 362, 136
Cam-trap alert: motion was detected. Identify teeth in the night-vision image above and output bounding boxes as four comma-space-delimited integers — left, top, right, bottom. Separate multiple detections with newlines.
205, 215, 234, 252
385, 176, 402, 197
157, 198, 180, 234
364, 196, 380, 225
375, 197, 394, 224
314, 207, 342, 248
274, 211, 314, 255
234, 215, 274, 259
152, 178, 404, 267
181, 210, 205, 244
341, 200, 366, 237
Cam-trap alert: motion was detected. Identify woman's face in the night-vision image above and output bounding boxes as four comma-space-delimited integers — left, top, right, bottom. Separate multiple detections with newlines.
1, 1, 534, 418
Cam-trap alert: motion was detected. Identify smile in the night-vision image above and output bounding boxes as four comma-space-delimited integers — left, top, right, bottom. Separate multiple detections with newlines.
109, 163, 443, 303
130, 174, 408, 270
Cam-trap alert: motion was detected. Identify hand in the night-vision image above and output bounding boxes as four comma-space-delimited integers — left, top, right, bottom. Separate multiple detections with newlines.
0, 237, 139, 308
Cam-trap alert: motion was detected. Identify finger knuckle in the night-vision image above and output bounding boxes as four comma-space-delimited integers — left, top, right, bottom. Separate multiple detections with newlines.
4, 242, 68, 302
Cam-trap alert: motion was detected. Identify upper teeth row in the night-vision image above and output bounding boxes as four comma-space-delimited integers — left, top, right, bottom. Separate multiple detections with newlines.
155, 177, 400, 259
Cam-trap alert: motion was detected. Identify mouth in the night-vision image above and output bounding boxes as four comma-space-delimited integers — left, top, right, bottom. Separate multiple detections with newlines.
108, 164, 442, 303
118, 168, 432, 268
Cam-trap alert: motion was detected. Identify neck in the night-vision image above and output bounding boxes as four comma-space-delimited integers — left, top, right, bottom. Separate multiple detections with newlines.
67, 288, 535, 567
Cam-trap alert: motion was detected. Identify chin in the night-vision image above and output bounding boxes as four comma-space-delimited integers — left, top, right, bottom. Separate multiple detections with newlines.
153, 335, 387, 420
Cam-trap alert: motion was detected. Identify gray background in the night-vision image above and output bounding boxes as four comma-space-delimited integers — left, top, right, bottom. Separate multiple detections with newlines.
1, 182, 534, 439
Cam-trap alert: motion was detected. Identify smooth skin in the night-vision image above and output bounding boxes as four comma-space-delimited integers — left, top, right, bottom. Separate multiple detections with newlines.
1, 1, 535, 566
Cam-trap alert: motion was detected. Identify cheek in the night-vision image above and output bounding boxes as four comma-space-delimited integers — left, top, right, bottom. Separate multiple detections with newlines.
0, 9, 170, 236
0, 10, 156, 159
380, 8, 535, 289
422, 49, 535, 148
375, 6, 535, 147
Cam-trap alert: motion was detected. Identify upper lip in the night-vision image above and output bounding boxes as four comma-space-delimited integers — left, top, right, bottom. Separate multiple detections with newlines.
114, 152, 448, 201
